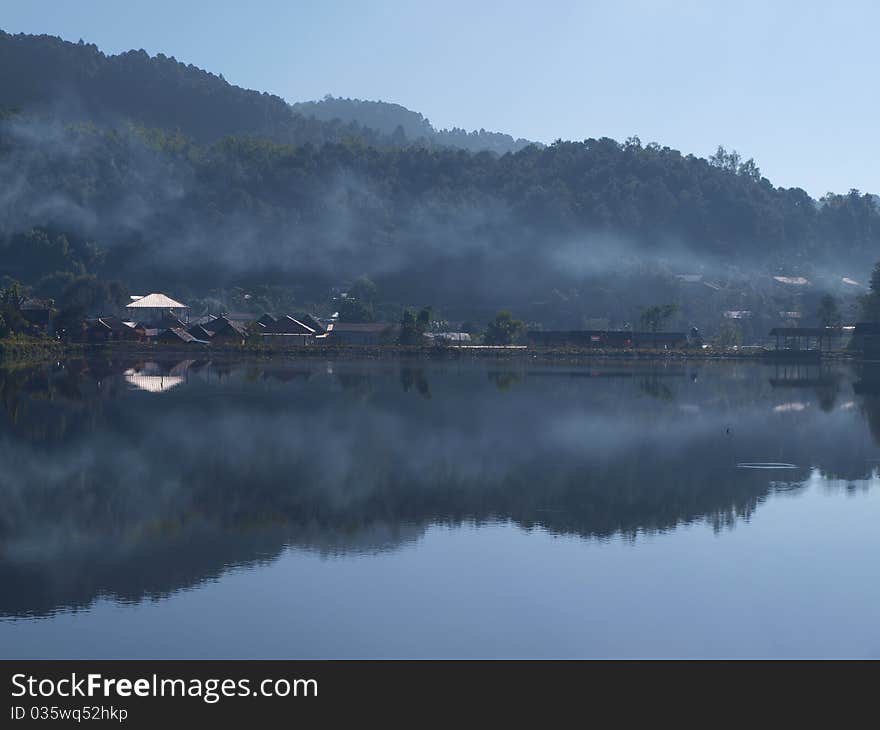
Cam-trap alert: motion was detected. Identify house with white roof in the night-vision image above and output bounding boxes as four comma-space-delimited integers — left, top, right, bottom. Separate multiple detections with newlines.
125, 293, 190, 325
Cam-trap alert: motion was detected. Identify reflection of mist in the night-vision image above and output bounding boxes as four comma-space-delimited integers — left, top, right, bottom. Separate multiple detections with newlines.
1, 359, 878, 616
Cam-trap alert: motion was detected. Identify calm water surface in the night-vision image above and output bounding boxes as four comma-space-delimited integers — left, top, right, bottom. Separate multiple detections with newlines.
2, 357, 880, 658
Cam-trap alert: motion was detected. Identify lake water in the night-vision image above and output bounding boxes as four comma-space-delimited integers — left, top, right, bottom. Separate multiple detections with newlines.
2, 356, 880, 658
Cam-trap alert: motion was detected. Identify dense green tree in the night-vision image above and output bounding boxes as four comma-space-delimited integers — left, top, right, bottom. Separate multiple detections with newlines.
639, 304, 679, 332
0, 282, 28, 335
398, 306, 432, 344
860, 262, 880, 322
817, 294, 842, 328
0, 282, 26, 310
337, 297, 375, 323
291, 95, 533, 154
58, 276, 126, 315
484, 311, 524, 345
715, 321, 743, 348
460, 321, 480, 337
349, 276, 378, 304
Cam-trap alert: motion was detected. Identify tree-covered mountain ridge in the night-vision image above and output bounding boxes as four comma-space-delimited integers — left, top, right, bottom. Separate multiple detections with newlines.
1, 29, 879, 332
291, 95, 535, 154
0, 29, 531, 153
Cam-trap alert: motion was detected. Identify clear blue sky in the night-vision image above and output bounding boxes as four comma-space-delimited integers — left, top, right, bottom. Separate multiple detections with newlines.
2, 0, 878, 196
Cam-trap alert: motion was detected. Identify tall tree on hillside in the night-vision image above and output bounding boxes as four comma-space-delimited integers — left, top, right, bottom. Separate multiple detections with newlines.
399, 306, 432, 344
859, 262, 880, 322
338, 275, 379, 323
349, 276, 378, 304
817, 294, 842, 328
639, 304, 679, 332
0, 282, 28, 337
484, 311, 524, 345
337, 297, 375, 323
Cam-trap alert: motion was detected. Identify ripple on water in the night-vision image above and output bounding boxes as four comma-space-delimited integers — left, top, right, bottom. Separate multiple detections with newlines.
735, 462, 798, 470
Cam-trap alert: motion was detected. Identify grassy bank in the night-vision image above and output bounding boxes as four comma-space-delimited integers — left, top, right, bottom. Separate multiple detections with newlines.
63, 341, 857, 363
0, 335, 68, 366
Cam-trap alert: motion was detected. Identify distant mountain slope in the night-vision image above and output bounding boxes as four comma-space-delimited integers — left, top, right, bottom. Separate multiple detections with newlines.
0, 30, 384, 147
292, 95, 535, 154
293, 96, 435, 140
1, 30, 878, 331
0, 31, 533, 154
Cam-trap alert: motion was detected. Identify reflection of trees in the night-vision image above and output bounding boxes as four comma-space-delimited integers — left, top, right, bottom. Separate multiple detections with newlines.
335, 371, 374, 396
400, 367, 430, 398
768, 363, 842, 412
639, 374, 674, 401
854, 364, 880, 445
815, 381, 840, 412
487, 370, 523, 391
1, 359, 878, 617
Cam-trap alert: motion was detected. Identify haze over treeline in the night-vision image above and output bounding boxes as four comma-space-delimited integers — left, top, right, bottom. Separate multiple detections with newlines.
1, 30, 878, 331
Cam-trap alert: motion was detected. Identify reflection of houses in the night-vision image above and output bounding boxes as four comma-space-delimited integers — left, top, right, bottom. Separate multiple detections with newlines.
326, 322, 400, 344
125, 293, 189, 326
767, 363, 841, 411
773, 275, 810, 287
768, 363, 833, 387
123, 360, 194, 393
527, 330, 688, 349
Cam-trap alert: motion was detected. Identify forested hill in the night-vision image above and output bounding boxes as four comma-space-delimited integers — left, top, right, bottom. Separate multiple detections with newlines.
0, 30, 387, 147
1, 30, 880, 332
292, 96, 535, 154
0, 31, 531, 154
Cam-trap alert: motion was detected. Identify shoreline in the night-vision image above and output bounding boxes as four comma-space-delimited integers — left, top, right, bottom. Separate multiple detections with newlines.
0, 339, 859, 367
0, 336, 70, 368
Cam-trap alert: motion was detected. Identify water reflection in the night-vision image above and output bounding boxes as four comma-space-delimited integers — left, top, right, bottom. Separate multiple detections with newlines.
0, 358, 878, 618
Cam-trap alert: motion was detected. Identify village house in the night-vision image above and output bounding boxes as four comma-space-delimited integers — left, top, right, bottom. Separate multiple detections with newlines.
157, 327, 209, 346
199, 315, 249, 345
254, 313, 326, 345
186, 324, 215, 341
125, 293, 190, 326
84, 315, 145, 343
20, 297, 55, 335
527, 330, 689, 349
326, 322, 400, 344
423, 331, 472, 344
768, 327, 833, 351
297, 313, 327, 334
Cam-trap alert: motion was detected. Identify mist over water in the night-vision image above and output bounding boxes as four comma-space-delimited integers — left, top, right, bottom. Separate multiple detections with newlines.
2, 357, 880, 657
